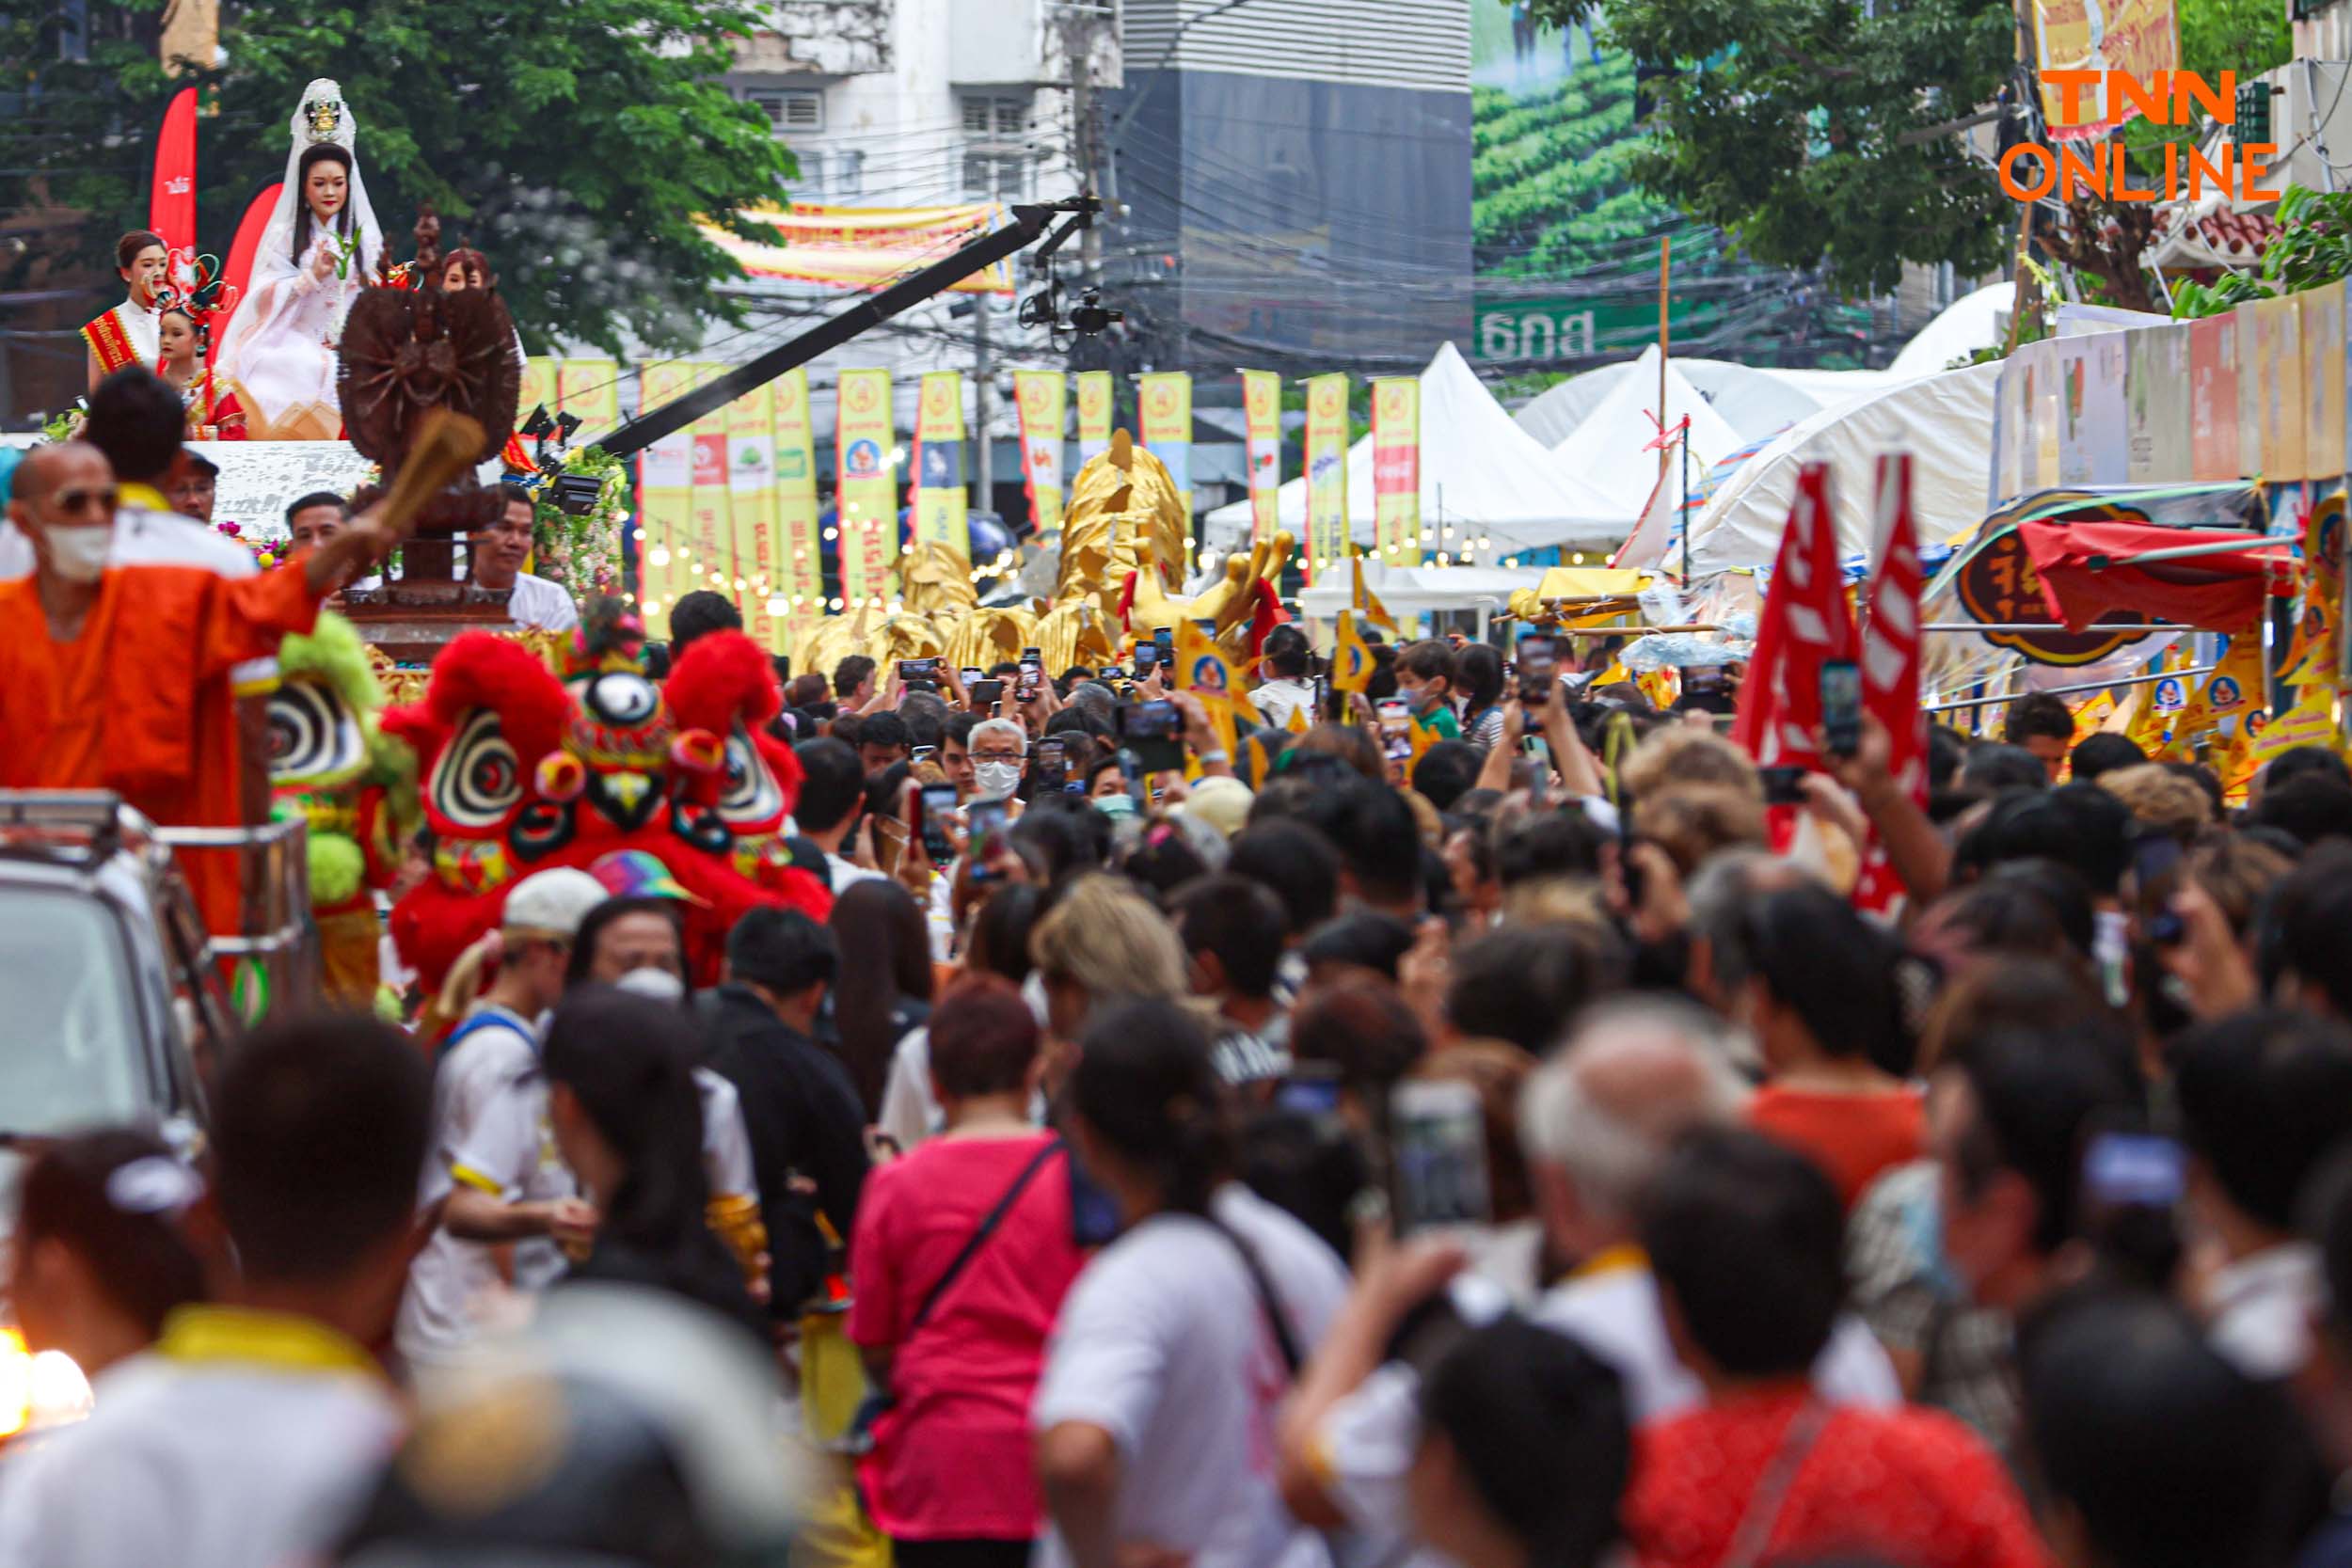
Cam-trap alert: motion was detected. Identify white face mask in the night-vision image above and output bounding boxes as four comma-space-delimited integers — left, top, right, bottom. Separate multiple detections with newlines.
975, 760, 1024, 800
41, 524, 111, 583
613, 966, 686, 1005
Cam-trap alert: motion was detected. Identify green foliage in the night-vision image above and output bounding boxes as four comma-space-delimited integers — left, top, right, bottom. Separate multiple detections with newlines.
2169, 185, 2352, 318
2, 0, 797, 356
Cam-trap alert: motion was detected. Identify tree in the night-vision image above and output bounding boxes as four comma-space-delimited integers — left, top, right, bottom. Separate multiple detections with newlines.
1531, 0, 2016, 297
2, 0, 797, 356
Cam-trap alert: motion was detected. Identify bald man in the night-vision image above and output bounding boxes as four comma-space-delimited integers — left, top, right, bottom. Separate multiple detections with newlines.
0, 442, 392, 933
1277, 997, 1899, 1556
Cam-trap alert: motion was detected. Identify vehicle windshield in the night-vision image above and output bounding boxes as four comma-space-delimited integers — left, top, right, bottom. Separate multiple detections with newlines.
0, 887, 150, 1135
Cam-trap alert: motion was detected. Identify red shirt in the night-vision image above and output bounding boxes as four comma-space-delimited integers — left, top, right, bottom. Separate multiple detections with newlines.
847, 1132, 1086, 1543
1627, 1386, 2048, 1568
1747, 1085, 1926, 1210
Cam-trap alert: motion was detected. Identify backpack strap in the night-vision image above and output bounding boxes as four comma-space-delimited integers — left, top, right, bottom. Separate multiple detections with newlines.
909, 1138, 1066, 1333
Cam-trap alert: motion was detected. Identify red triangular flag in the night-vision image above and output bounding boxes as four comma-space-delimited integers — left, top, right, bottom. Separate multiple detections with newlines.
1853, 454, 1927, 911
1731, 463, 1853, 771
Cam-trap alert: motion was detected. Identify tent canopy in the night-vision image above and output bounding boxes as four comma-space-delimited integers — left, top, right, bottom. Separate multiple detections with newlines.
1886, 283, 2011, 377
1202, 342, 1622, 554
1684, 361, 2001, 572
1543, 345, 1747, 526
1514, 356, 1908, 448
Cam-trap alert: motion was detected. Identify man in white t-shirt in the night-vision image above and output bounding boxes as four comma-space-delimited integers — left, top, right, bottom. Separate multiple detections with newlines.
790, 736, 885, 895
1036, 1181, 1350, 1568
0, 1013, 433, 1568
465, 482, 580, 633
1279, 996, 1899, 1560
397, 866, 607, 1365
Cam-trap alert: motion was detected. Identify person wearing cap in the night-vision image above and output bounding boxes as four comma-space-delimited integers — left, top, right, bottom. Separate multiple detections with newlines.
396, 865, 607, 1367
1179, 774, 1254, 843
167, 449, 218, 524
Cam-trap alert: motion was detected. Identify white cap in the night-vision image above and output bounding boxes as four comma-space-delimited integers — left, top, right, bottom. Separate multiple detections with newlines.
500, 867, 608, 940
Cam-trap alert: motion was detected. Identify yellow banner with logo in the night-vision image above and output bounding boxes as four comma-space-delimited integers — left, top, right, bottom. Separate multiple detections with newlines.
914, 371, 968, 555
518, 356, 559, 429
724, 380, 778, 651
1014, 371, 1067, 537
1076, 371, 1114, 464
836, 368, 898, 608
1138, 373, 1193, 543
1243, 369, 1282, 546
773, 368, 824, 656
686, 362, 734, 606
1305, 373, 1350, 584
1372, 377, 1421, 566
557, 357, 621, 432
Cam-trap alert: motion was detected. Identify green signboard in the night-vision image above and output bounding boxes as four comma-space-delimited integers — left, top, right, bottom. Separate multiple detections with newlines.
1472, 293, 1727, 364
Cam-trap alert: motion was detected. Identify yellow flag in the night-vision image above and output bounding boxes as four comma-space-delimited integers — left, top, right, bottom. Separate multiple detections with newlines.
2250, 684, 2338, 770
1332, 611, 1374, 695
1174, 619, 1240, 759
1352, 556, 1398, 634
2205, 633, 2266, 718
1637, 667, 1678, 710
1408, 711, 1439, 766
1286, 701, 1312, 734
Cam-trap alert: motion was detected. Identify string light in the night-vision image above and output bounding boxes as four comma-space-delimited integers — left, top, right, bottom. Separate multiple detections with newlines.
1571, 552, 1586, 565
822, 527, 839, 542
768, 594, 788, 614
631, 527, 647, 543
828, 596, 846, 610
649, 547, 671, 567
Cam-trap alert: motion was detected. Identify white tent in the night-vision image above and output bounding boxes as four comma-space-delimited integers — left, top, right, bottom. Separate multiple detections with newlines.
1683, 360, 2000, 571
1546, 344, 1747, 524
1200, 342, 1621, 555
1514, 356, 1908, 448
1886, 283, 2012, 377
1295, 564, 1548, 641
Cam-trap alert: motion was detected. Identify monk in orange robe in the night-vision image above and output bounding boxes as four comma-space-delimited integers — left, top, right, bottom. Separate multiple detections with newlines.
0, 441, 395, 935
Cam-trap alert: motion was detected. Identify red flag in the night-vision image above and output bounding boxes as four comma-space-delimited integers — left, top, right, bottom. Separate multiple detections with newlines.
1731, 463, 1854, 771
149, 88, 199, 257
1853, 454, 1926, 911
215, 181, 280, 345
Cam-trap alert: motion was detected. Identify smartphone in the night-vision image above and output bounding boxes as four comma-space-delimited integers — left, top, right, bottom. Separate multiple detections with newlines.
960, 667, 983, 689
898, 658, 938, 683
1133, 641, 1160, 675
1034, 737, 1068, 794
2079, 1124, 2185, 1289
1820, 658, 1862, 757
966, 798, 1010, 882
1516, 632, 1557, 705
1119, 700, 1185, 774
1153, 626, 1174, 660
1376, 697, 1411, 739
1759, 765, 1807, 806
970, 678, 1005, 708
2133, 832, 2185, 945
1390, 1078, 1491, 1233
1018, 648, 1042, 702
918, 782, 959, 863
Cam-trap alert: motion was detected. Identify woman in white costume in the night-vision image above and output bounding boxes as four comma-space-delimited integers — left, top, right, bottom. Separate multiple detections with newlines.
215, 79, 384, 439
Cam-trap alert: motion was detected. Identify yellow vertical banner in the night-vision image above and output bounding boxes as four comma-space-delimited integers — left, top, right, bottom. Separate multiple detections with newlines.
1137, 372, 1193, 551
1014, 371, 1067, 537
1304, 372, 1350, 585
556, 357, 621, 433
835, 368, 898, 609
725, 379, 778, 651
687, 362, 734, 604
1242, 368, 1282, 546
1076, 371, 1113, 463
773, 367, 824, 657
1371, 376, 1421, 565
913, 371, 969, 554
636, 360, 696, 635
518, 356, 560, 429
2304, 279, 2347, 481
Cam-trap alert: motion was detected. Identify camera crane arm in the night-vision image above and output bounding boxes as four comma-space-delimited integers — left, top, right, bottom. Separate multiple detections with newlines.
590, 196, 1101, 463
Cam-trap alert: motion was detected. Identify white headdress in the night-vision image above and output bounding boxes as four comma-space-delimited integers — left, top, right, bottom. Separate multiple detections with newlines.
256, 78, 382, 283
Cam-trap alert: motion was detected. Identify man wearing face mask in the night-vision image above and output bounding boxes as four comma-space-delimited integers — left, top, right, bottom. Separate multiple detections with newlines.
968, 717, 1029, 803
0, 437, 392, 935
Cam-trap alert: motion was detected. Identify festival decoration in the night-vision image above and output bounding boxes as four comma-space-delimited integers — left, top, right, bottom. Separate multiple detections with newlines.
1731, 463, 1854, 772
526, 445, 628, 602
266, 613, 421, 1008
382, 602, 830, 994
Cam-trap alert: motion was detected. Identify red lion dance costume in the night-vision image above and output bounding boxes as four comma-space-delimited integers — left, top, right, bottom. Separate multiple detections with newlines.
386, 619, 830, 993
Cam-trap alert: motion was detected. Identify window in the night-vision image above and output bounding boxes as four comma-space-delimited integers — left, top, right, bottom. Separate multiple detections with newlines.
963, 151, 1032, 201
961, 95, 1028, 137
748, 88, 824, 132
833, 149, 865, 198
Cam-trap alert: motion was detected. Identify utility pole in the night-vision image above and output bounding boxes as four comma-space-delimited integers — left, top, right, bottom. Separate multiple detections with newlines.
1063, 6, 1103, 276
973, 295, 993, 513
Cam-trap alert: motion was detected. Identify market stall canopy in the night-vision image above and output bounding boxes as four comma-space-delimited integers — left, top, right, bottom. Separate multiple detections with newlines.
1685, 361, 2000, 572
1514, 356, 1906, 448
1295, 564, 1549, 636
1545, 344, 1745, 523
1201, 342, 1621, 554
2016, 519, 2284, 633
1886, 283, 2010, 376
700, 202, 1017, 294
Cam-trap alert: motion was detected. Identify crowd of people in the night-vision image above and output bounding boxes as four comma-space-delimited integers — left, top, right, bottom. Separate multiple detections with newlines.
16, 372, 2352, 1568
